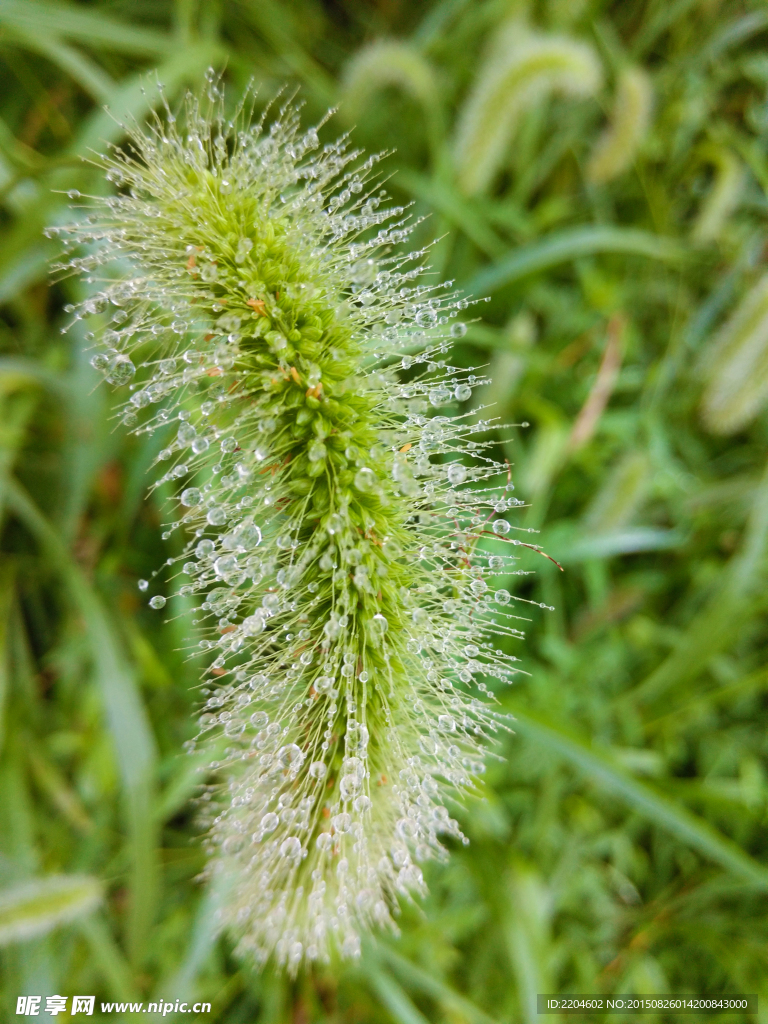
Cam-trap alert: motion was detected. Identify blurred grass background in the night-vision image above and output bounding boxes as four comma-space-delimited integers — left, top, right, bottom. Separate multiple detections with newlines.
1, 0, 768, 1021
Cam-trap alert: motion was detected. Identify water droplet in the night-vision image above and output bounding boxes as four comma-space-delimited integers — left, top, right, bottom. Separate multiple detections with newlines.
354, 795, 371, 813
138, 579, 149, 592
428, 386, 451, 407
280, 836, 302, 860
354, 467, 376, 492
332, 812, 352, 833
316, 832, 332, 850
242, 613, 265, 636
340, 773, 361, 800
149, 595, 166, 609
192, 436, 210, 454
495, 589, 511, 606
415, 307, 437, 328
370, 613, 388, 637
214, 554, 239, 578
454, 383, 472, 401
220, 436, 237, 453
106, 355, 136, 386
451, 322, 468, 339
196, 539, 215, 558
250, 710, 269, 728
207, 507, 227, 526
308, 440, 326, 462
178, 422, 197, 445
493, 520, 510, 536
181, 487, 201, 506
277, 743, 304, 768
351, 258, 377, 285
326, 512, 344, 535
260, 811, 278, 833
90, 352, 110, 372
309, 760, 327, 779
447, 464, 466, 486
397, 816, 419, 838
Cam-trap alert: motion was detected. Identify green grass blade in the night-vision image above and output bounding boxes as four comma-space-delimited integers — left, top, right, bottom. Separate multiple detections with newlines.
375, 943, 502, 1024
77, 915, 139, 1002
5, 28, 115, 102
150, 878, 232, 1020
4, 478, 159, 965
0, 244, 55, 305
367, 966, 432, 1024
0, 0, 171, 56
508, 706, 768, 889
0, 875, 101, 945
629, 455, 768, 707
27, 745, 93, 834
235, 0, 336, 106
545, 526, 685, 563
466, 225, 687, 294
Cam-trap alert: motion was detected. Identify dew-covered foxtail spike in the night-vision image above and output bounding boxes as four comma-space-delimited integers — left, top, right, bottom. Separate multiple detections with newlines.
54, 80, 531, 972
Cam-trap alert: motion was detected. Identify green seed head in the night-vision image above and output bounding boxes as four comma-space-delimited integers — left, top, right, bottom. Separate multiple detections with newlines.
55, 83, 526, 973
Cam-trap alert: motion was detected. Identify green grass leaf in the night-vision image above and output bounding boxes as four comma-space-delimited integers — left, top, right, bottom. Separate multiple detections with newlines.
4, 479, 159, 965
0, 875, 101, 945
367, 966, 432, 1024
374, 944, 502, 1024
466, 225, 687, 294
0, 0, 171, 56
508, 707, 768, 890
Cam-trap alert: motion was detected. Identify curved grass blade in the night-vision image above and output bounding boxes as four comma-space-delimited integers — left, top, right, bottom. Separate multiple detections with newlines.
374, 943, 502, 1024
0, 0, 171, 57
77, 915, 139, 1003
0, 875, 101, 946
5, 27, 115, 103
367, 965, 432, 1024
628, 455, 768, 707
467, 225, 686, 295
507, 707, 768, 889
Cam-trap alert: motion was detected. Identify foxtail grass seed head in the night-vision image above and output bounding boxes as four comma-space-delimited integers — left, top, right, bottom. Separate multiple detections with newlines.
691, 146, 744, 245
586, 65, 653, 184
698, 272, 768, 434
53, 82, 529, 972
341, 40, 439, 124
454, 23, 602, 195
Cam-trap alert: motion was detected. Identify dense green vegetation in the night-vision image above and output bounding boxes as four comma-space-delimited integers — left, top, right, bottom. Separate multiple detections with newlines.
1, 1, 768, 1021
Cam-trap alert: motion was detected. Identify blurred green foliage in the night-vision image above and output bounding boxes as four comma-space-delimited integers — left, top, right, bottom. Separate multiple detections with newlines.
1, 1, 768, 1021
